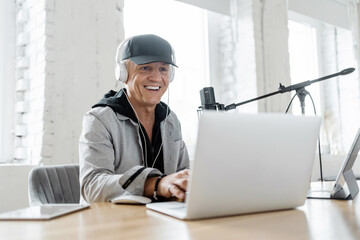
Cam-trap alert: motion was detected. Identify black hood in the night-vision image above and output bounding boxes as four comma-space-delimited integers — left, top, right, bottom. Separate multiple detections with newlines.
92, 88, 170, 122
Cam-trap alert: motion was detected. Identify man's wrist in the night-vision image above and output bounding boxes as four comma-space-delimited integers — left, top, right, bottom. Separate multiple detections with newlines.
153, 174, 167, 200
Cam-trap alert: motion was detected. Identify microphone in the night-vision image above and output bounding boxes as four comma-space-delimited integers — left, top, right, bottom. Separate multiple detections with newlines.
199, 87, 225, 111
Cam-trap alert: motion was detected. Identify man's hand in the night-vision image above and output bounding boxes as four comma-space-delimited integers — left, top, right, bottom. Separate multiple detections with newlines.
158, 169, 190, 200
144, 169, 190, 201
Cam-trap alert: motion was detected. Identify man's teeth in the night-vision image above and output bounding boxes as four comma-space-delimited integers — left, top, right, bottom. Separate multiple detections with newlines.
145, 86, 160, 90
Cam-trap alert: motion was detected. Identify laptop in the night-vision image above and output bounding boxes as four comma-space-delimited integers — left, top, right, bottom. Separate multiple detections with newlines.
308, 128, 360, 200
146, 112, 321, 220
0, 204, 90, 221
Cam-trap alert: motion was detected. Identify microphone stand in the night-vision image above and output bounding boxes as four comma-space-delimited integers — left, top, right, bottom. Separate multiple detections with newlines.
222, 67, 355, 182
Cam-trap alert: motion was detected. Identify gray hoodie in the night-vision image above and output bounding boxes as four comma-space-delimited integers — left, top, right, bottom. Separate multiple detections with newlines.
79, 90, 190, 203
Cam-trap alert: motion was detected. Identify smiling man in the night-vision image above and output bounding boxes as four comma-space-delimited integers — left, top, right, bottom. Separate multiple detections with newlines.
79, 34, 190, 204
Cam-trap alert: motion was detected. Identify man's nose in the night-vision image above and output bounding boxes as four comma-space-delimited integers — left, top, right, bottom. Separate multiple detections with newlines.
150, 69, 163, 81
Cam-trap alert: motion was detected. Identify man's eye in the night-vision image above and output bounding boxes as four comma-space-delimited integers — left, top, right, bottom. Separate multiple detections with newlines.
141, 66, 150, 71
160, 67, 168, 72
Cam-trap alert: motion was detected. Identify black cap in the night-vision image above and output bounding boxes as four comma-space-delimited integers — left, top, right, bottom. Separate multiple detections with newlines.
121, 34, 177, 67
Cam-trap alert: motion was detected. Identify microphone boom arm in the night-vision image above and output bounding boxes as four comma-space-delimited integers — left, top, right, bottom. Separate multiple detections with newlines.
224, 67, 355, 111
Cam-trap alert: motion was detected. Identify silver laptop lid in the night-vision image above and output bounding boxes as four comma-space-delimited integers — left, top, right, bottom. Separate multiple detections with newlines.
185, 112, 321, 219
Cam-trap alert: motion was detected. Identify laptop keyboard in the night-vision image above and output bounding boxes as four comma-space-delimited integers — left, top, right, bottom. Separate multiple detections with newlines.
161, 201, 186, 210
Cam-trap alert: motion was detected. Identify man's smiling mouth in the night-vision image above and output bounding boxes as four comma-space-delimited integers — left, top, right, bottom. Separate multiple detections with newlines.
144, 86, 160, 91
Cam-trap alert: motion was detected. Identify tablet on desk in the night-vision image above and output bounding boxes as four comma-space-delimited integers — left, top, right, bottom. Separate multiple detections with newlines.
0, 204, 90, 221
308, 128, 360, 200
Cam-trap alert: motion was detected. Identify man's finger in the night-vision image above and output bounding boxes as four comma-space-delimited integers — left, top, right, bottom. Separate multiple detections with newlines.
178, 169, 190, 178
173, 178, 188, 192
170, 184, 186, 200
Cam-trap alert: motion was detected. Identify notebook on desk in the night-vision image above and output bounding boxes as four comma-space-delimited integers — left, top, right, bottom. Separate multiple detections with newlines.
0, 204, 90, 221
146, 112, 321, 220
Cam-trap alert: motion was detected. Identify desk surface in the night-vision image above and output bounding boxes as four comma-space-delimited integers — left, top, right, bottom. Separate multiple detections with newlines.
1, 196, 360, 240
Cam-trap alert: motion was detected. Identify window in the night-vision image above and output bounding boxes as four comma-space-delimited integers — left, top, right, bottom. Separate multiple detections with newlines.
288, 20, 320, 117
124, 0, 209, 158
288, 14, 360, 155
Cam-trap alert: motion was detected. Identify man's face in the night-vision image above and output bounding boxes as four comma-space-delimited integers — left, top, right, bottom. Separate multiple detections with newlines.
126, 61, 170, 109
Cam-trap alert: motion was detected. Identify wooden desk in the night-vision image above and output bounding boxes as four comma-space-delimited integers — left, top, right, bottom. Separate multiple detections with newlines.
1, 197, 360, 240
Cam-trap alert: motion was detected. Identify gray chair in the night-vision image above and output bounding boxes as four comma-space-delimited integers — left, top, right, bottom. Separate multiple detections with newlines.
28, 164, 80, 206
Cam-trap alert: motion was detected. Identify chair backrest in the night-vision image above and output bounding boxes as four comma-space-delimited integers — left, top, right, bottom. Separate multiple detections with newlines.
28, 164, 80, 206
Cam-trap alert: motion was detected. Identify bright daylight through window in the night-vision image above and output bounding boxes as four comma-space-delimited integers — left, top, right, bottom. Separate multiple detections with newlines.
288, 18, 360, 156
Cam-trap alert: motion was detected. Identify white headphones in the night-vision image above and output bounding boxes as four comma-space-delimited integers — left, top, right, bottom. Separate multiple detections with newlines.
115, 37, 176, 83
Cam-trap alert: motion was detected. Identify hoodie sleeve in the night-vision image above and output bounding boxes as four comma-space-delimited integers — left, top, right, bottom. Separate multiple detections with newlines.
79, 110, 161, 203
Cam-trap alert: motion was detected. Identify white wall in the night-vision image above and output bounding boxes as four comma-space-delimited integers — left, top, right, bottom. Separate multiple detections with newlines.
0, 0, 15, 164
43, 0, 123, 165
0, 0, 124, 213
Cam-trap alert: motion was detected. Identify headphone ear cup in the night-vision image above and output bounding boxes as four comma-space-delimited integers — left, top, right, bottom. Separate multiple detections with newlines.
115, 61, 128, 83
115, 63, 120, 81
115, 37, 131, 83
